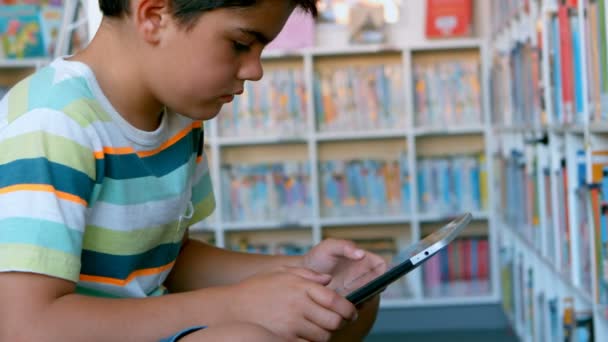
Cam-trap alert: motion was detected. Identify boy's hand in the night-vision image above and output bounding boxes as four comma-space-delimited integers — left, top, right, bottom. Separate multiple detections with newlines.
229, 266, 357, 341
301, 239, 388, 296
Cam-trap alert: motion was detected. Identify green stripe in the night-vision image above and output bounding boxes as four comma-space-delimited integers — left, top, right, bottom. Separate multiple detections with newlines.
62, 98, 112, 127
0, 132, 95, 179
190, 194, 215, 225
7, 78, 30, 122
83, 222, 182, 255
0, 244, 81, 282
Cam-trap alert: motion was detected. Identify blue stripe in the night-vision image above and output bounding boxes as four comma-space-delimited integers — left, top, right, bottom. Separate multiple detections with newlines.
80, 242, 182, 280
28, 67, 95, 111
0, 217, 83, 256
0, 158, 94, 202
97, 160, 193, 205
103, 130, 197, 180
192, 172, 213, 204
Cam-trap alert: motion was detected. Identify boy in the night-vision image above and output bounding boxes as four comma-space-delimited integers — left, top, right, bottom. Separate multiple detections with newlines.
0, 0, 387, 341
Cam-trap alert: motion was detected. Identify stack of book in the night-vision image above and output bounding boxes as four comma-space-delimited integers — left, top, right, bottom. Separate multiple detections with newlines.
314, 63, 406, 132
319, 154, 411, 218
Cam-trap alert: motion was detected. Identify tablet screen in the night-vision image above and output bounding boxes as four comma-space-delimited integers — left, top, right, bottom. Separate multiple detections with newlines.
336, 213, 472, 304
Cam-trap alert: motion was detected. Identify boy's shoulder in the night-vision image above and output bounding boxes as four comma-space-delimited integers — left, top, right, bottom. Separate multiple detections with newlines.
1, 58, 110, 131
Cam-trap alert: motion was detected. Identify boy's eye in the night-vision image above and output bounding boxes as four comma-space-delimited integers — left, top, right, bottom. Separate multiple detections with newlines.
233, 41, 251, 52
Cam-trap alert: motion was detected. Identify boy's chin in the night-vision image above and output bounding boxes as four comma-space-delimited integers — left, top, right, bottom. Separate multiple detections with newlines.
181, 104, 223, 121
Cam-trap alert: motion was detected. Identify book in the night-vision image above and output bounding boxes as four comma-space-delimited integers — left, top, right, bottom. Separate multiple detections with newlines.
0, 4, 46, 59
425, 0, 473, 38
348, 3, 386, 44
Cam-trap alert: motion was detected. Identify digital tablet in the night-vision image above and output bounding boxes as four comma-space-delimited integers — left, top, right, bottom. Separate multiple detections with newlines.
343, 212, 473, 306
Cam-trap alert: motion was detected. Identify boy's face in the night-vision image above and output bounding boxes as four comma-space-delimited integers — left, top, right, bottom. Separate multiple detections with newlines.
140, 0, 295, 120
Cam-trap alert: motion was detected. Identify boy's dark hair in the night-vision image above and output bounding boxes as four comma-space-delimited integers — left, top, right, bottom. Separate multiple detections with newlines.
99, 0, 318, 28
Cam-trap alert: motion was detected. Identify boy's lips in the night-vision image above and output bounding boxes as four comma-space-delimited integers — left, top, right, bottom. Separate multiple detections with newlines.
219, 89, 243, 102
219, 94, 235, 102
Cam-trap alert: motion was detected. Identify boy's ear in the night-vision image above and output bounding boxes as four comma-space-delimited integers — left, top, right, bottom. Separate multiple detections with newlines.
133, 0, 171, 44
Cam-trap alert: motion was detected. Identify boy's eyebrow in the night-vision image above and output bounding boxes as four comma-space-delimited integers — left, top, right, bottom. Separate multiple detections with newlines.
238, 28, 271, 45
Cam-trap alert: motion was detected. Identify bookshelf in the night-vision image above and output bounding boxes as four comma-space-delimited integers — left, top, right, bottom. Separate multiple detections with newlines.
195, 0, 500, 309
491, 0, 608, 340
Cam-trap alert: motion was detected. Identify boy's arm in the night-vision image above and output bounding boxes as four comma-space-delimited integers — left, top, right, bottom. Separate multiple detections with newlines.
166, 237, 383, 341
165, 237, 303, 291
0, 272, 235, 341
0, 267, 355, 342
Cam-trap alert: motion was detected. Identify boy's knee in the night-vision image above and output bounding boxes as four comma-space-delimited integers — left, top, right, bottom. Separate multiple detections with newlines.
179, 322, 283, 342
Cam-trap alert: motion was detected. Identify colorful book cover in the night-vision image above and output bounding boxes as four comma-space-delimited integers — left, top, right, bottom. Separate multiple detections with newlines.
557, 4, 574, 123
551, 16, 564, 123
39, 4, 62, 57
0, 4, 45, 59
425, 0, 473, 38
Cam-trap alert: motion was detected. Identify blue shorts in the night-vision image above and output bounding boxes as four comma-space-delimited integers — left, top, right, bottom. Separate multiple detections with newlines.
159, 326, 206, 342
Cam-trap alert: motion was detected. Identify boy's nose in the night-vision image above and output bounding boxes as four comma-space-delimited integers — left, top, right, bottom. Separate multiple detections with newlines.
238, 56, 264, 82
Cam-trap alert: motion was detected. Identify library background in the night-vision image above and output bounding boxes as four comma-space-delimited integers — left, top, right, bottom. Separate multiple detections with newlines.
2, 0, 608, 340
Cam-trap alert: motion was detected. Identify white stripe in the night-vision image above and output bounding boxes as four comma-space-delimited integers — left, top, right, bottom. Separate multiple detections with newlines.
87, 193, 191, 232
87, 114, 196, 152
0, 108, 97, 150
78, 268, 173, 298
0, 191, 86, 232
51, 63, 78, 85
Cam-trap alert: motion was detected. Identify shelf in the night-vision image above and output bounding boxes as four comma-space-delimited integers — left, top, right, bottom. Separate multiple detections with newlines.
311, 44, 403, 57
260, 38, 483, 59
424, 279, 492, 299
590, 123, 608, 134
262, 49, 305, 60
414, 125, 485, 137
418, 211, 489, 223
320, 215, 411, 227
223, 220, 312, 231
549, 124, 586, 134
409, 38, 484, 51
0, 58, 50, 68
493, 125, 539, 133
493, 124, 587, 135
217, 135, 308, 146
315, 129, 406, 142
189, 224, 215, 233
500, 220, 594, 307
380, 294, 498, 309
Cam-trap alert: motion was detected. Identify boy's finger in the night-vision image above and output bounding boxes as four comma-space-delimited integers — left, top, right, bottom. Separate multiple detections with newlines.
325, 239, 366, 260
284, 266, 332, 285
306, 285, 357, 321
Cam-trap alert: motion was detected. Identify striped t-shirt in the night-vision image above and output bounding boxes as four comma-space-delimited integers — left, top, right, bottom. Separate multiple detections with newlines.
0, 58, 215, 298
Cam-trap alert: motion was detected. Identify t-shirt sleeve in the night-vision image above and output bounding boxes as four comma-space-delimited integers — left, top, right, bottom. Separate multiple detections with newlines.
0, 109, 96, 282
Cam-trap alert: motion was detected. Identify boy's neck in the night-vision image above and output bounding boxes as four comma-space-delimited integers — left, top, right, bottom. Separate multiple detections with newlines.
70, 19, 165, 132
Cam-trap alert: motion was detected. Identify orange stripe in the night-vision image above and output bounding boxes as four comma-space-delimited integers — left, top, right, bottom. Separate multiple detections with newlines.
91, 122, 202, 159
196, 155, 203, 164
103, 146, 135, 155
137, 123, 199, 158
79, 261, 175, 286
0, 184, 87, 206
